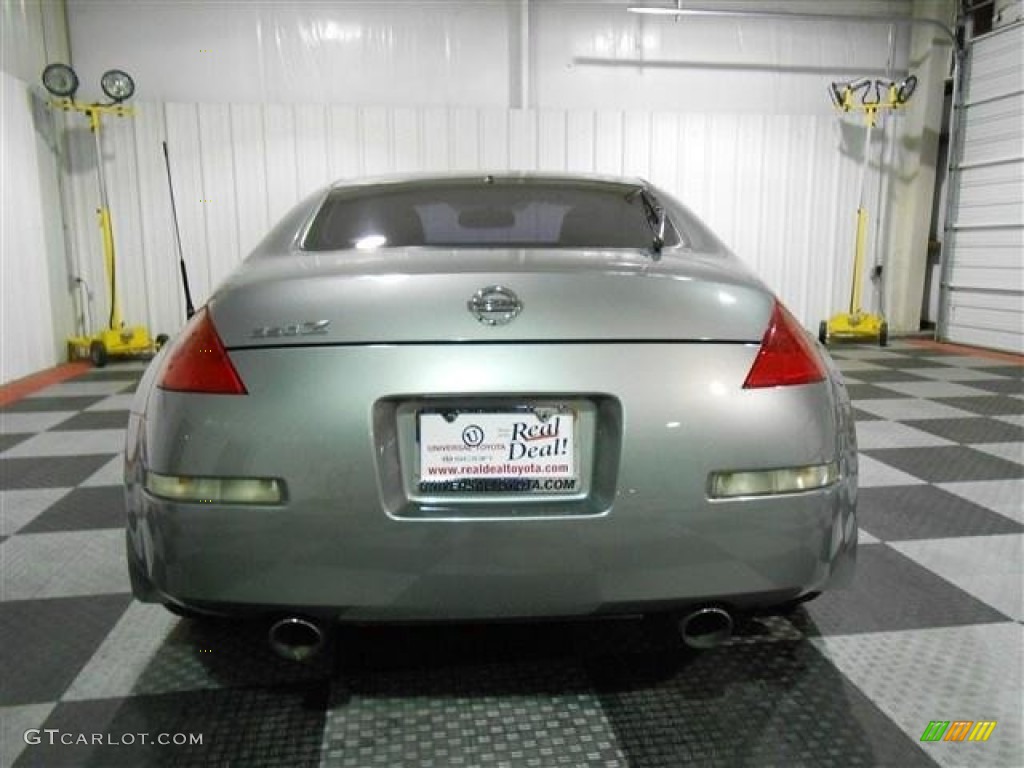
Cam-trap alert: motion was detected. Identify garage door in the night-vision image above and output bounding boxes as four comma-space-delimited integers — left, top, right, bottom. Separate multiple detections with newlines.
941, 20, 1024, 354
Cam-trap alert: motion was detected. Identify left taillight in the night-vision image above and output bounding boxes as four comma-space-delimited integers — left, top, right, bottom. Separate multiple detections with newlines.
742, 301, 827, 389
157, 307, 247, 394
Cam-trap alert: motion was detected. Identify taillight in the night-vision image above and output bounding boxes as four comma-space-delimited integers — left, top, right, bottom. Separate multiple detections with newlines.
157, 307, 247, 394
743, 301, 826, 389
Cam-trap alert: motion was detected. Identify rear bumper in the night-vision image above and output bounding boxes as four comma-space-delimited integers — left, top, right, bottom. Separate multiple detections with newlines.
126, 482, 856, 621
125, 341, 857, 620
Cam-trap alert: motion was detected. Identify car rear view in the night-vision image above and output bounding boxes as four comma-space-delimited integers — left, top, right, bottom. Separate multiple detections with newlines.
125, 174, 856, 658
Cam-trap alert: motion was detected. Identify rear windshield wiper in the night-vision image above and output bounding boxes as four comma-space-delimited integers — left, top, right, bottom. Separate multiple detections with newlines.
626, 187, 666, 260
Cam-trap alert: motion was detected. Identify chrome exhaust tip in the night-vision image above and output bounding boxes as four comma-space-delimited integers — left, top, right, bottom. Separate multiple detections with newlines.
268, 617, 326, 662
679, 606, 733, 649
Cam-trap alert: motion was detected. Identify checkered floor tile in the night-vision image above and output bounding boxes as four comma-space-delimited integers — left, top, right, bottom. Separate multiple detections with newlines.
1, 341, 1021, 767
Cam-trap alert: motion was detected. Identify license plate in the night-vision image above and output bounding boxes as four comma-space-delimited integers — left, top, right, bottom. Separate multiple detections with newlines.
418, 409, 577, 494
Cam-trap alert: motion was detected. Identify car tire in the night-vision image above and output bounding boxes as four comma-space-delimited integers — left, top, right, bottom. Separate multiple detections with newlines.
126, 541, 156, 602
879, 321, 889, 347
89, 340, 108, 368
162, 602, 208, 620
774, 591, 822, 614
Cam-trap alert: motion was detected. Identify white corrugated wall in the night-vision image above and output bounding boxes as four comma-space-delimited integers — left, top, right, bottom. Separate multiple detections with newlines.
60, 102, 882, 340
43, 1, 932, 353
0, 0, 71, 383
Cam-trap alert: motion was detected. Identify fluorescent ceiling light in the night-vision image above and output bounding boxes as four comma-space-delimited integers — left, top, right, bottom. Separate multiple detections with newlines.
628, 6, 684, 14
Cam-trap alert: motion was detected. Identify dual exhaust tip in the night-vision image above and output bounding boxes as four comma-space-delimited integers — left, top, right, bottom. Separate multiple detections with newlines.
268, 616, 327, 662
678, 606, 734, 650
266, 606, 734, 662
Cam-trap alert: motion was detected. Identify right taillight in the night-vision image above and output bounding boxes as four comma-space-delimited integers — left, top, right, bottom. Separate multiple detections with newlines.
743, 301, 827, 389
157, 307, 247, 394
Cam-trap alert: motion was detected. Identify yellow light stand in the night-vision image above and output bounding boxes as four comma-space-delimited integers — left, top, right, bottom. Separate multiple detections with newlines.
52, 99, 162, 366
820, 77, 914, 347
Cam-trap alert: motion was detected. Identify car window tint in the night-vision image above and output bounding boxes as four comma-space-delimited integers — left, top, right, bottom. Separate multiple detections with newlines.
302, 182, 682, 251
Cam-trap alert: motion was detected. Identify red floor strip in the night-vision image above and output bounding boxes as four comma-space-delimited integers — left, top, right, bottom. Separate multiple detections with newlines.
904, 338, 1024, 365
0, 362, 93, 407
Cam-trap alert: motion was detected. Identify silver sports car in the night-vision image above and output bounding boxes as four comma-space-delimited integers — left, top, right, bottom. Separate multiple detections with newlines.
125, 173, 857, 660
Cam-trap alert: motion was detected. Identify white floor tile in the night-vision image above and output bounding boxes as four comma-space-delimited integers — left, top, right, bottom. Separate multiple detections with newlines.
891, 535, 1023, 622
857, 455, 928, 487
80, 455, 124, 487
972, 443, 1024, 466
924, 355, 1022, 369
853, 399, 976, 421
63, 601, 184, 701
2, 430, 125, 458
855, 421, 955, 450
812, 623, 1023, 768
0, 703, 56, 768
0, 412, 75, 435
833, 359, 887, 372
859, 528, 881, 544
26, 381, 133, 398
910, 367, 1016, 382
828, 348, 908, 360
994, 415, 1024, 428
876, 381, 993, 399
0, 529, 129, 600
938, 479, 1024, 524
0, 488, 72, 536
85, 394, 136, 412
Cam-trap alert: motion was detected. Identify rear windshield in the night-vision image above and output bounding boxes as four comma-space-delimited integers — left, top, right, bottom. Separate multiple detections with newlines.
302, 180, 683, 251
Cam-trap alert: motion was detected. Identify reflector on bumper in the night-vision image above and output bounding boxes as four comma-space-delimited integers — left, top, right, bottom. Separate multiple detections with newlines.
709, 462, 838, 499
145, 471, 284, 505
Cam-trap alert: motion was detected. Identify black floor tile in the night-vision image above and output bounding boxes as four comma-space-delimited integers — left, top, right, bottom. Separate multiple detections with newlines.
51, 410, 131, 431
77, 369, 145, 382
589, 639, 939, 768
862, 445, 1024, 483
974, 365, 1023, 379
896, 348, 961, 357
934, 395, 1024, 416
127, 616, 335, 693
789, 544, 1011, 637
845, 369, 930, 383
15, 683, 330, 767
0, 433, 33, 453
857, 485, 1024, 541
0, 396, 106, 413
870, 357, 951, 369
902, 417, 1024, 444
852, 408, 883, 422
0, 594, 132, 705
19, 486, 126, 532
965, 378, 1024, 395
0, 455, 116, 490
847, 384, 913, 401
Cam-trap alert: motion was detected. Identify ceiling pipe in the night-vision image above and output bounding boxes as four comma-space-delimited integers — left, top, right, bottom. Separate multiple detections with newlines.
626, 5, 958, 47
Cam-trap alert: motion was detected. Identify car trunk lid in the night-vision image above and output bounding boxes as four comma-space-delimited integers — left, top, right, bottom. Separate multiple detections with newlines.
210, 247, 774, 347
